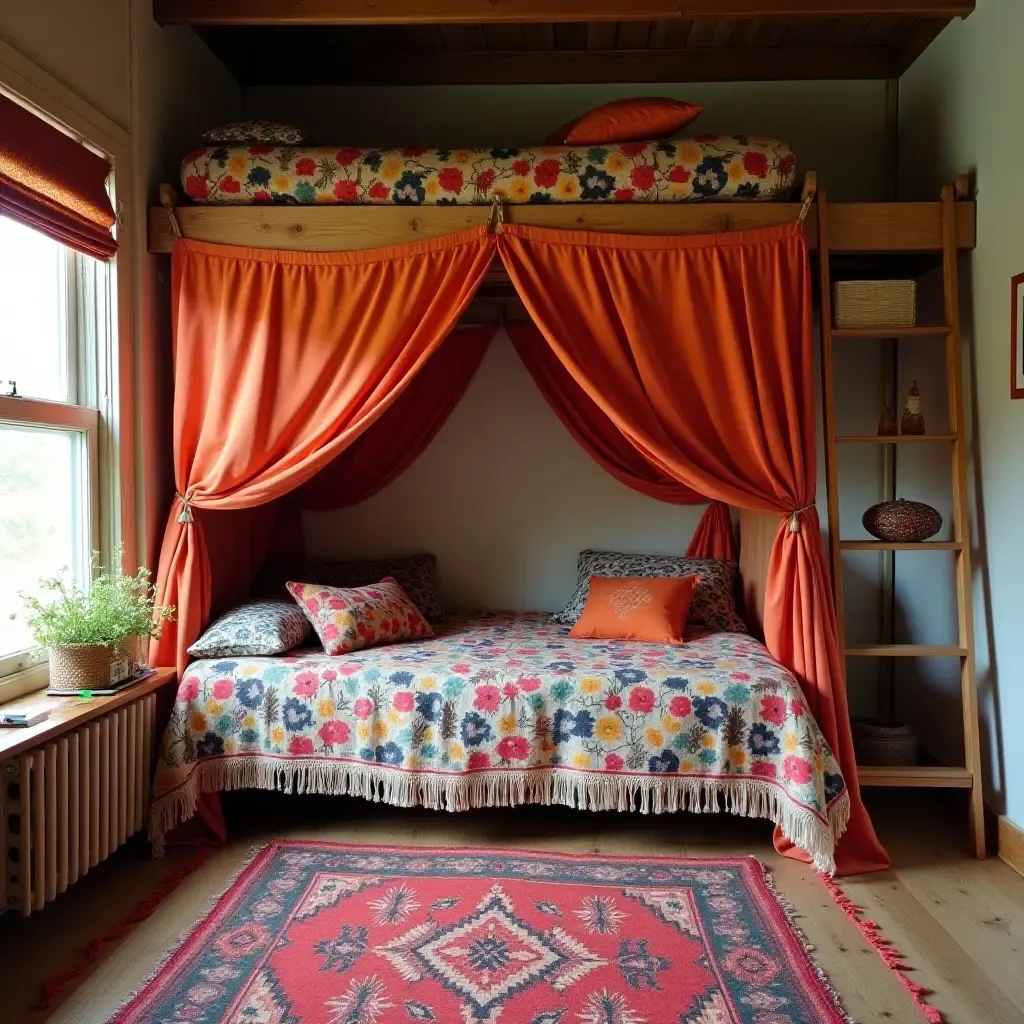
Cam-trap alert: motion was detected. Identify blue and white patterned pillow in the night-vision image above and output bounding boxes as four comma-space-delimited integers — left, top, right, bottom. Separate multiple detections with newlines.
187, 600, 311, 659
553, 551, 747, 634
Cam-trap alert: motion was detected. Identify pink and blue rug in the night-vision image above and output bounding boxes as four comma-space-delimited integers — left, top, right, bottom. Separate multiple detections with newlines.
109, 841, 850, 1023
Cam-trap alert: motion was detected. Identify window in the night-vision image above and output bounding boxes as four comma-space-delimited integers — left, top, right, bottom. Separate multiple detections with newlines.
0, 214, 114, 695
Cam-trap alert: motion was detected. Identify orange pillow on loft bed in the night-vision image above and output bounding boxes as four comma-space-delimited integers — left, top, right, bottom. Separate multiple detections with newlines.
547, 97, 703, 145
569, 575, 699, 644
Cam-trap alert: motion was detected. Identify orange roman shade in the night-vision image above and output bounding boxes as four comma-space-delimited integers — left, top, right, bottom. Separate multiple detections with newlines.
0, 92, 117, 259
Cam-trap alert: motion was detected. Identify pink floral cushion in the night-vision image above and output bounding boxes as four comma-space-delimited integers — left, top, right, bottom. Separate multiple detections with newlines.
286, 577, 433, 655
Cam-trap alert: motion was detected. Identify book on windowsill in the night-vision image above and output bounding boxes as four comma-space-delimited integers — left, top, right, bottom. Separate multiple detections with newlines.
46, 667, 157, 698
0, 702, 52, 727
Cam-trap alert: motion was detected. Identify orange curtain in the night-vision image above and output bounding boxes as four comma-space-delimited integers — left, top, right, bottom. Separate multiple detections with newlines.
506, 322, 704, 505
498, 221, 886, 874
287, 325, 496, 510
151, 229, 494, 673
686, 501, 736, 561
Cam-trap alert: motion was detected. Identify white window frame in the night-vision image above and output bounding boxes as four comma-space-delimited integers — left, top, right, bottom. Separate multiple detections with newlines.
0, 40, 137, 703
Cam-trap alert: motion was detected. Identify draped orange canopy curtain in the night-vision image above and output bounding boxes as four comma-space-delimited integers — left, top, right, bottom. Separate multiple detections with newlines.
497, 221, 887, 875
151, 228, 495, 674
506, 322, 734, 560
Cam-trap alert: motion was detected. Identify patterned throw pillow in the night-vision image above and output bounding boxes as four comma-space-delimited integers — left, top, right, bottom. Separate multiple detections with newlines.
569, 575, 698, 644
553, 551, 748, 634
255, 553, 443, 621
201, 121, 306, 145
187, 600, 311, 659
286, 577, 434, 655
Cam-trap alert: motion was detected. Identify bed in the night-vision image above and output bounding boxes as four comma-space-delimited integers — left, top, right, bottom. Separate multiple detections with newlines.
181, 135, 797, 206
150, 608, 849, 874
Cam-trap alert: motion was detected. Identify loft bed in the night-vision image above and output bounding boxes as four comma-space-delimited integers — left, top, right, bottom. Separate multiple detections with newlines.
148, 171, 977, 322
142, 0, 985, 873
143, 169, 981, 872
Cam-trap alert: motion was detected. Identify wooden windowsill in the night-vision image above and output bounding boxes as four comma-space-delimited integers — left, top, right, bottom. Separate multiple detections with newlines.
0, 668, 177, 760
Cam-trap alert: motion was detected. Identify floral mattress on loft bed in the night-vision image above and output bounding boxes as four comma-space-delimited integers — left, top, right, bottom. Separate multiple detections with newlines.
150, 611, 848, 873
181, 135, 797, 206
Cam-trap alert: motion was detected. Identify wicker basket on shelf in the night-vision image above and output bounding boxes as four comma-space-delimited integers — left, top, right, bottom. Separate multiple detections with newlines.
862, 499, 942, 542
833, 280, 916, 328
852, 720, 919, 767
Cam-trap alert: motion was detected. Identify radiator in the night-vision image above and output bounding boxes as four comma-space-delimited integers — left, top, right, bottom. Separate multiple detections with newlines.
1, 693, 156, 915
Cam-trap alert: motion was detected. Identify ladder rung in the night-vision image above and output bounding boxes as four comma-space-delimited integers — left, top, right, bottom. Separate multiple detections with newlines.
846, 644, 967, 657
830, 325, 952, 339
857, 765, 973, 788
840, 541, 963, 551
835, 433, 957, 444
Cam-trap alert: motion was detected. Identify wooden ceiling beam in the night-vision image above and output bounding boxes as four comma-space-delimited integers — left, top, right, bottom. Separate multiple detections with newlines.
236, 45, 901, 85
154, 1, 975, 28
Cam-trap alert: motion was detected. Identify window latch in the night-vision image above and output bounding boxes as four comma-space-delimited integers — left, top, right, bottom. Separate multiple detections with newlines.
3, 380, 19, 398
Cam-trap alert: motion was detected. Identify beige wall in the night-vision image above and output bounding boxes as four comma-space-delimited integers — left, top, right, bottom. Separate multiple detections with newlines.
0, 0, 130, 129
899, 0, 1024, 827
245, 79, 889, 201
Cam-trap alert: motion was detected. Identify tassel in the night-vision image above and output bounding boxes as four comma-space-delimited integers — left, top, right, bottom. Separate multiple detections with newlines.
175, 492, 194, 524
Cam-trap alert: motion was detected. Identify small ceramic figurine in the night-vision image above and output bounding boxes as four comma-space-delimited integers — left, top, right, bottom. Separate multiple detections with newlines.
901, 380, 925, 435
877, 402, 897, 436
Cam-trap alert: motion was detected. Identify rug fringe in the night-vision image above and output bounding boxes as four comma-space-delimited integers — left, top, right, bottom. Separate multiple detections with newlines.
760, 865, 857, 1024
819, 873, 945, 1024
101, 842, 272, 1023
35, 848, 213, 1012
149, 758, 848, 874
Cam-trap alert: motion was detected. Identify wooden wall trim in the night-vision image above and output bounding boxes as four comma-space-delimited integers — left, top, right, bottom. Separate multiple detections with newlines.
1000, 815, 1024, 878
154, 1, 976, 27
738, 509, 777, 639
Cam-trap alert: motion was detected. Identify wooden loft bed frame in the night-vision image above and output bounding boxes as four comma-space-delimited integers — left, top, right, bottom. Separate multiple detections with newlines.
148, 172, 976, 256
146, 171, 988, 856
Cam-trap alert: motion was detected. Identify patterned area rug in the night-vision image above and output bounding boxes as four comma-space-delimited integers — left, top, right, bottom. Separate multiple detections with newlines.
110, 842, 851, 1024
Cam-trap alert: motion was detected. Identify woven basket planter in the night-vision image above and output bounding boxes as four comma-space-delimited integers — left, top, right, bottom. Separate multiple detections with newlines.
833, 280, 916, 329
862, 499, 942, 542
48, 643, 130, 692
852, 720, 919, 767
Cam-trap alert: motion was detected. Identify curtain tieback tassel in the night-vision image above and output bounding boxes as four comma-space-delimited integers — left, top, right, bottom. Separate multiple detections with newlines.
488, 195, 505, 234
788, 505, 816, 533
175, 492, 194, 524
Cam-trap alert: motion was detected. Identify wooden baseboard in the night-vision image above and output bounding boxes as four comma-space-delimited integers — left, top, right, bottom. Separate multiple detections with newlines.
998, 815, 1024, 877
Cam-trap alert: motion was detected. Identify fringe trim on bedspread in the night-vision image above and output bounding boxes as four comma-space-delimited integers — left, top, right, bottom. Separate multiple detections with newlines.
150, 761, 850, 875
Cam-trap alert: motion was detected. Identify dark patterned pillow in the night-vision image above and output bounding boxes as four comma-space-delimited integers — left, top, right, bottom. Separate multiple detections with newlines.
187, 600, 311, 659
254, 553, 443, 621
553, 551, 747, 634
201, 121, 306, 145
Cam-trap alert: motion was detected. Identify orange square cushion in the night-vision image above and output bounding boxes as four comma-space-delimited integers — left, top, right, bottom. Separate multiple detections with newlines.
569, 574, 699, 644
552, 97, 702, 146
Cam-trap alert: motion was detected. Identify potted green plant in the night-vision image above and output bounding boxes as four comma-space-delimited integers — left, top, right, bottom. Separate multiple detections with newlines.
21, 551, 174, 692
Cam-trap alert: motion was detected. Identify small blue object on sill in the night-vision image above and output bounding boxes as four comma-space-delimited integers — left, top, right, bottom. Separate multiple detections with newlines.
0, 702, 52, 727
45, 667, 157, 699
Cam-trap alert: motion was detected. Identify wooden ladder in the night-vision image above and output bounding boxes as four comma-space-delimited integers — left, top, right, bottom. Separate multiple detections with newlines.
817, 177, 985, 858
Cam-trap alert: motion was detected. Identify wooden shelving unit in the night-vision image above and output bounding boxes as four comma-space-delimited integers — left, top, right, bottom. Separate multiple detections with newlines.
817, 178, 986, 857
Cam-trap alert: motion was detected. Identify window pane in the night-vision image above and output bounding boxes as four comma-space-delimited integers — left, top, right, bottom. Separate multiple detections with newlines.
0, 425, 88, 660
0, 215, 70, 402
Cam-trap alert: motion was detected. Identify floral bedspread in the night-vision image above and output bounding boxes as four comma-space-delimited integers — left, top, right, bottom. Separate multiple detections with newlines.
181, 136, 796, 205
151, 612, 847, 872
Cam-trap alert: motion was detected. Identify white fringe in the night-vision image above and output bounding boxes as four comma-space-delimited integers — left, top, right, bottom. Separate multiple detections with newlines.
104, 841, 270, 1023
150, 761, 850, 875
760, 863, 858, 1023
